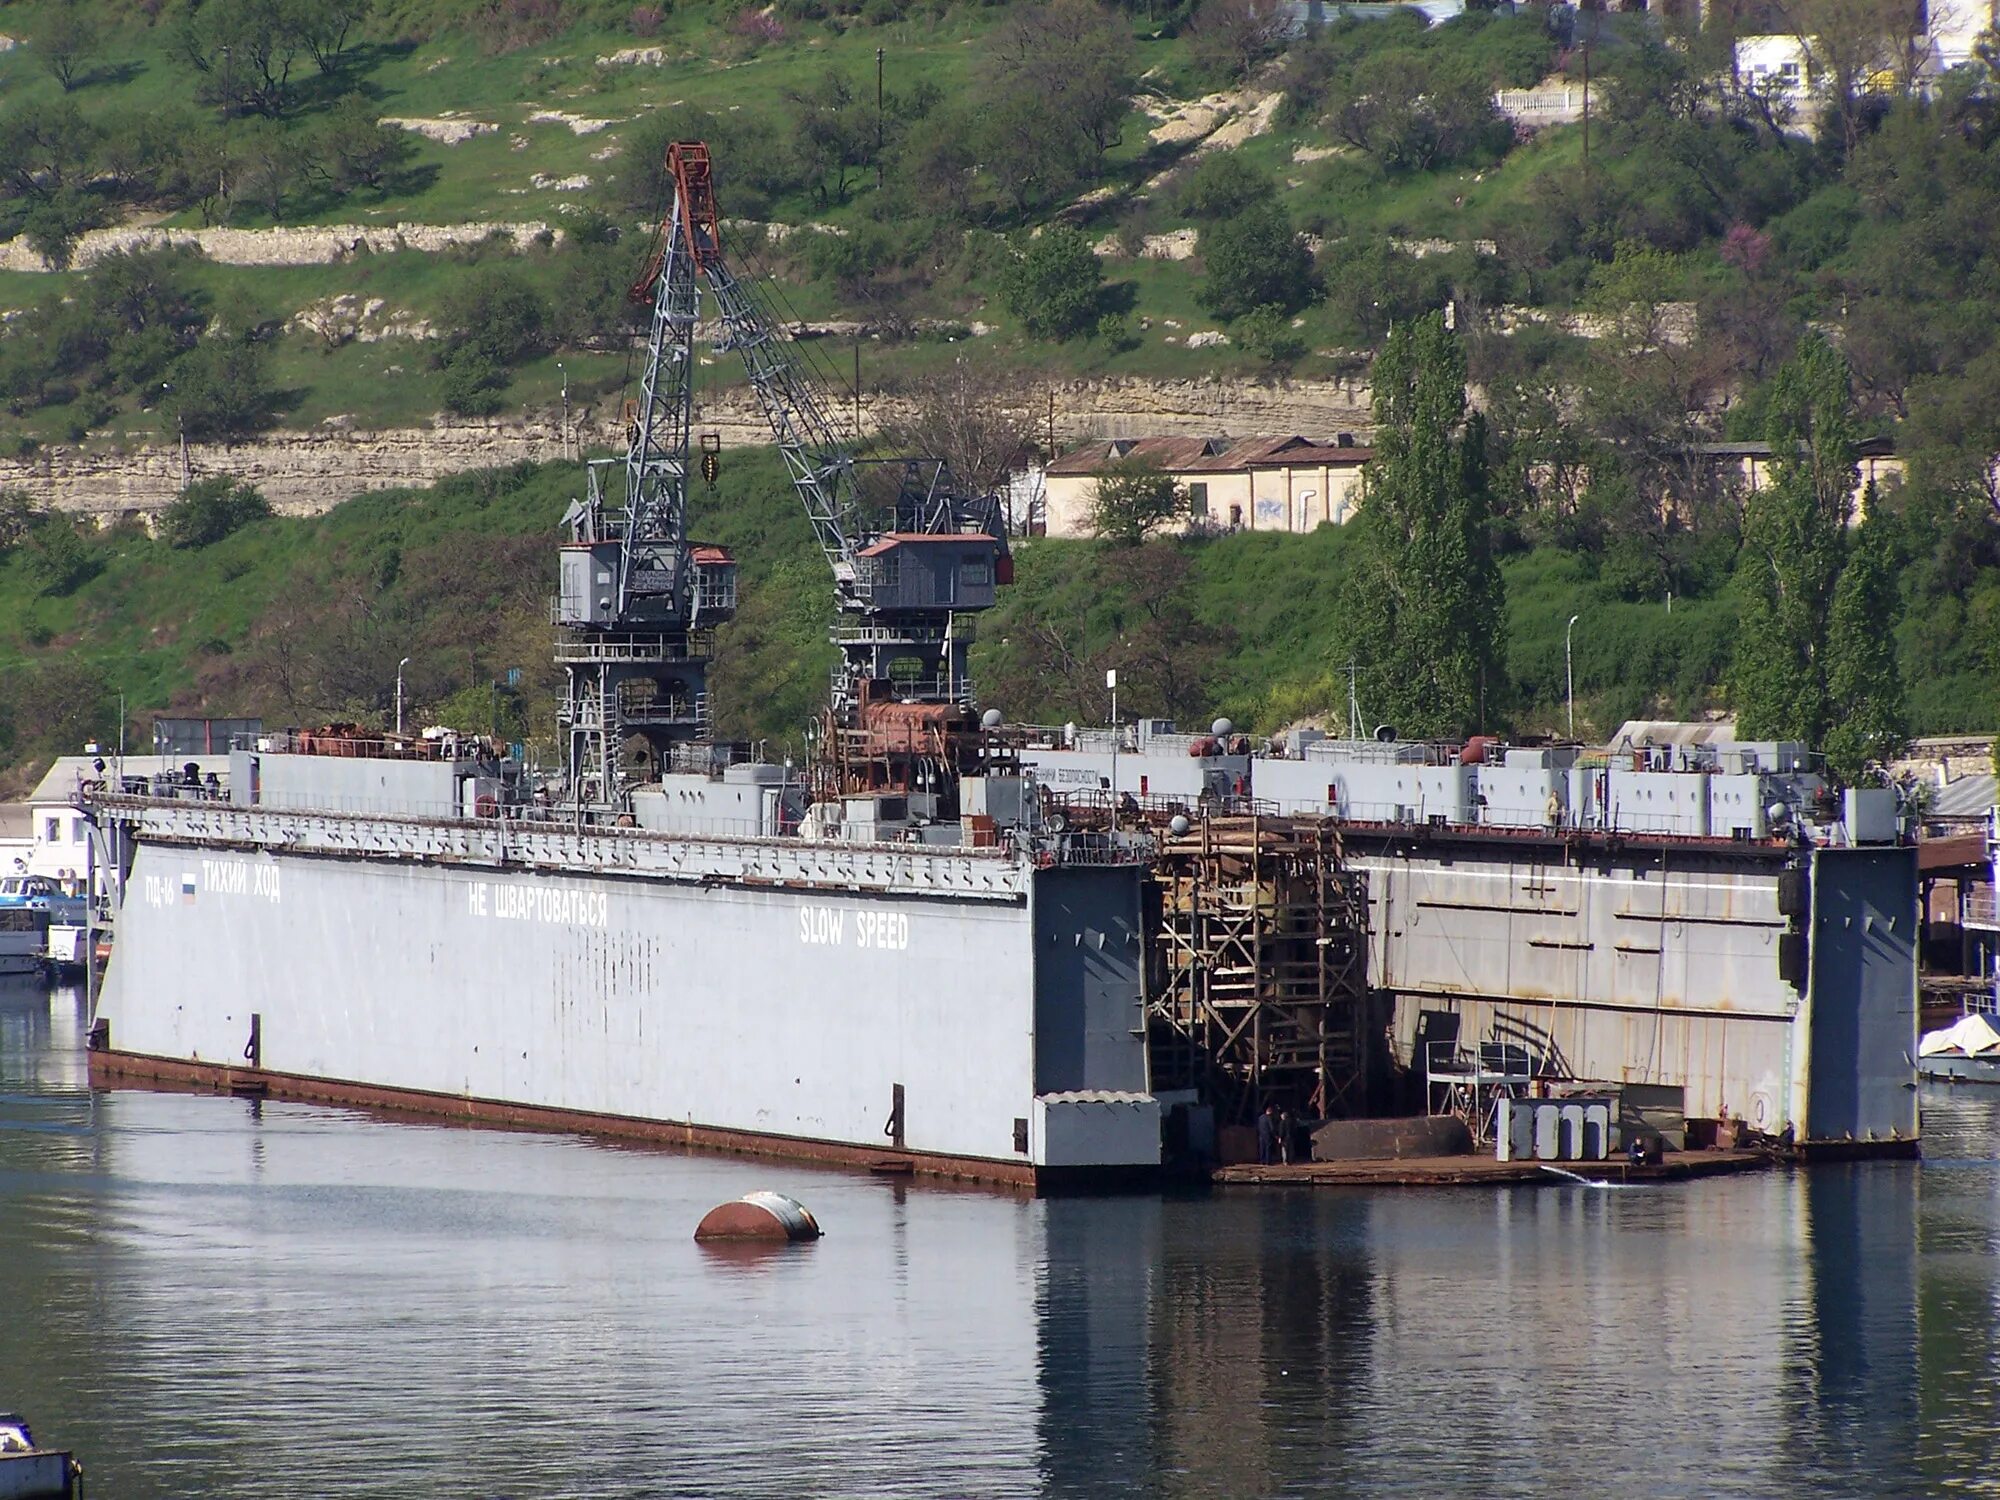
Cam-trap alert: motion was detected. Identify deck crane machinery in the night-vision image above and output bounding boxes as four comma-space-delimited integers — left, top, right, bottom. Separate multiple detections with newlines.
565, 140, 1012, 813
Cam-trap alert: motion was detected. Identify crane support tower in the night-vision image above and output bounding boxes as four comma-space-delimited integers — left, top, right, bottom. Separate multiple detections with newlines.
554, 146, 740, 808
573, 139, 1013, 813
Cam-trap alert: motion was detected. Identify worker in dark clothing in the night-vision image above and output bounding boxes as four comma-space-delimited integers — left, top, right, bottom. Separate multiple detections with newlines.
1256, 1102, 1278, 1165
1278, 1106, 1296, 1164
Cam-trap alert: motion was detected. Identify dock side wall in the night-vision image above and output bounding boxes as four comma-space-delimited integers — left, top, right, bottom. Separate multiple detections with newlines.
1357, 843, 1813, 1133
1032, 865, 1150, 1096
1800, 846, 1920, 1146
100, 843, 1042, 1164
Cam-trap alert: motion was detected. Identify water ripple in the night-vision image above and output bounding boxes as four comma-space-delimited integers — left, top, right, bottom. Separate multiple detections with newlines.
2, 988, 1996, 1495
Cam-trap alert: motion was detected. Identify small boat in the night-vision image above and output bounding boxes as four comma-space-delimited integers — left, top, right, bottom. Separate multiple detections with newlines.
0, 877, 88, 977
1917, 1012, 2000, 1084
0, 1413, 81, 1498
0, 907, 44, 978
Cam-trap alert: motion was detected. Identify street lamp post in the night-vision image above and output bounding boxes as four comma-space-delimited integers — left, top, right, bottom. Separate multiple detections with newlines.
396, 656, 411, 738
1106, 667, 1119, 830
556, 361, 569, 458
1565, 614, 1580, 740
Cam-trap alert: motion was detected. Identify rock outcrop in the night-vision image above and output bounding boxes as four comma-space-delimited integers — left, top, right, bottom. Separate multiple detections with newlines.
0, 222, 559, 274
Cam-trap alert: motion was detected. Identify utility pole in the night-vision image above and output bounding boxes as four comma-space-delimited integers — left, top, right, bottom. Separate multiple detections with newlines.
396, 656, 411, 738
1580, 38, 1591, 170
853, 341, 862, 436
875, 47, 885, 192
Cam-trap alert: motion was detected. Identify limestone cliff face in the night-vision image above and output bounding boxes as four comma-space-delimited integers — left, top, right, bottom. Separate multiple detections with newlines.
2, 375, 1375, 518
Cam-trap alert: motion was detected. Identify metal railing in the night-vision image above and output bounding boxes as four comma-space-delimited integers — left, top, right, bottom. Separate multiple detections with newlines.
831, 623, 948, 645
1965, 890, 2000, 929
552, 629, 716, 664
1034, 831, 1157, 867
95, 782, 1164, 870
233, 728, 504, 764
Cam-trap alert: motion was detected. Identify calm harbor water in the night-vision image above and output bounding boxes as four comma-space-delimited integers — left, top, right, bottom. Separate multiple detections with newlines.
4, 975, 1998, 1498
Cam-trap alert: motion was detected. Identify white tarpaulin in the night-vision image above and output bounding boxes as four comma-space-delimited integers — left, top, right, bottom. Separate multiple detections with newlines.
1919, 1012, 2000, 1058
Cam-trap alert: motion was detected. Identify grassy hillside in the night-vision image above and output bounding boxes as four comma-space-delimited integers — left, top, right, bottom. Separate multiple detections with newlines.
0, 0, 1582, 449
8, 3, 2000, 782
5, 451, 1997, 791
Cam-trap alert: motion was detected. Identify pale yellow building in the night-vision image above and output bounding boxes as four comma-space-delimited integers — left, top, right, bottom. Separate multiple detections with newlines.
1043, 435, 1375, 538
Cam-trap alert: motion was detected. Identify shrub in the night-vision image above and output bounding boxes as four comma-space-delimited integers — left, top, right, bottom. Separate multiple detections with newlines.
158, 477, 272, 550
0, 489, 46, 554
628, 4, 665, 37
439, 349, 507, 417
1094, 310, 1136, 351
23, 517, 100, 595
471, 0, 574, 52
1236, 304, 1307, 365
1174, 154, 1276, 224
726, 11, 785, 45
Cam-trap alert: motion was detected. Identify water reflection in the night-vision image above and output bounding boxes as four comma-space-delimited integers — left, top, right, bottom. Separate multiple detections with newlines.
1, 984, 1996, 1496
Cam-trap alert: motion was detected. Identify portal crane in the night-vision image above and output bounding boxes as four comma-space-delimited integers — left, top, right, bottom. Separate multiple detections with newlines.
553, 144, 739, 808
649, 140, 1013, 808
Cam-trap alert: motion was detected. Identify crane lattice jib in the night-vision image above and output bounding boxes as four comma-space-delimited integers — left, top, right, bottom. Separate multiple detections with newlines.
618, 182, 698, 613
655, 141, 870, 597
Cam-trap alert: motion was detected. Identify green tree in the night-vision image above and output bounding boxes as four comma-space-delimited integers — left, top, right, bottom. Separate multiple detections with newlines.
786, 70, 872, 207
547, 212, 645, 352
1729, 335, 1856, 750
294, 0, 372, 74
1196, 200, 1317, 321
0, 100, 101, 201
177, 0, 308, 118
35, 0, 100, 93
310, 95, 415, 194
1343, 312, 1501, 738
19, 188, 102, 271
0, 659, 114, 761
999, 228, 1104, 341
1188, 0, 1292, 84
1327, 49, 1503, 173
976, 89, 1093, 216
1089, 457, 1187, 544
438, 266, 548, 368
981, 0, 1135, 159
434, 266, 547, 415
159, 477, 274, 550
234, 117, 314, 221
438, 351, 506, 417
167, 333, 278, 442
1822, 503, 1908, 781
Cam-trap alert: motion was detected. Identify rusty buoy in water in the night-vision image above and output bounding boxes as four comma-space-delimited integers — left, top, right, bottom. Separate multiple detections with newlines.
694, 1192, 823, 1243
